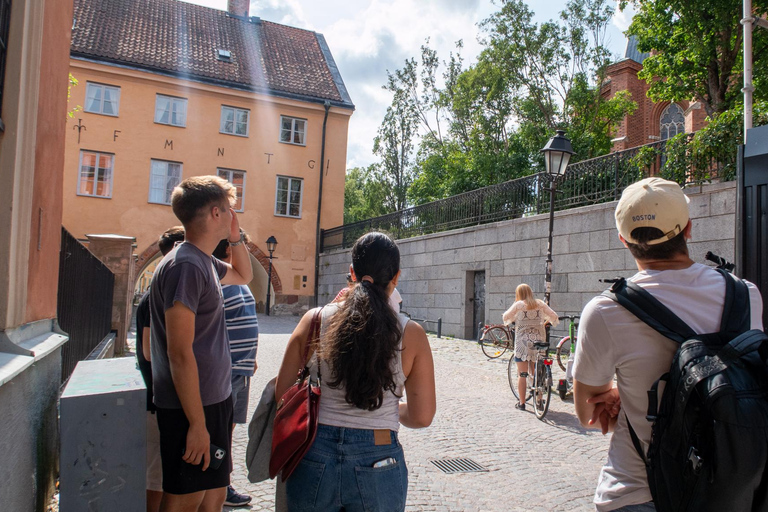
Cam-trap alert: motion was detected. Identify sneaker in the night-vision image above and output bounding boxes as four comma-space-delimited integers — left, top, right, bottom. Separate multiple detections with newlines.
224, 486, 252, 507
514, 402, 526, 411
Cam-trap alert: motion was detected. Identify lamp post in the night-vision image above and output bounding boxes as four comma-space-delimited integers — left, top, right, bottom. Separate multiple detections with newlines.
265, 235, 277, 316
540, 130, 574, 307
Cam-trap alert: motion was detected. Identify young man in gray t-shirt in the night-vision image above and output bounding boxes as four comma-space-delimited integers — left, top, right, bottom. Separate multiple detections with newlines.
149, 176, 253, 512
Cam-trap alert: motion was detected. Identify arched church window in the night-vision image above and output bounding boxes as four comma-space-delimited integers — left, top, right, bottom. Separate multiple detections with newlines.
659, 103, 685, 140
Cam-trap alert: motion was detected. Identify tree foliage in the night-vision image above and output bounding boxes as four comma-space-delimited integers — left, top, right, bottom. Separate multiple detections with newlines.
345, 0, 637, 222
343, 166, 389, 224
624, 0, 768, 116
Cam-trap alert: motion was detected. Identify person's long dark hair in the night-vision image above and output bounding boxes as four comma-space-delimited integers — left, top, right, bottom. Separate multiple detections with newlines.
321, 232, 402, 411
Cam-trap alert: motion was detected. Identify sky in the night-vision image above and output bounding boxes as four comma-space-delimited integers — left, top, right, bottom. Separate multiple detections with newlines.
186, 0, 635, 169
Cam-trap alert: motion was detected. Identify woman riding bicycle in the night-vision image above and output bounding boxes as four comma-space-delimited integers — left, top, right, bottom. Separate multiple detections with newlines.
502, 284, 559, 411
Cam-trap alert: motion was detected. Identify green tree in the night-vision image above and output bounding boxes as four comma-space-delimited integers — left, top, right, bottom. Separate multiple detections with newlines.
623, 0, 768, 116
343, 166, 389, 224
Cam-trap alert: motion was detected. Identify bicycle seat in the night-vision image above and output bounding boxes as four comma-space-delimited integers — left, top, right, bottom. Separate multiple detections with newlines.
533, 342, 549, 349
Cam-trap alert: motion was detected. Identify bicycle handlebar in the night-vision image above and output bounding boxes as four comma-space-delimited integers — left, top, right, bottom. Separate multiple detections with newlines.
705, 251, 735, 272
558, 315, 580, 321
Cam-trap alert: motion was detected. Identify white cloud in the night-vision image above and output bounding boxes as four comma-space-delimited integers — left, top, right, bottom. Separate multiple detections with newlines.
185, 0, 632, 169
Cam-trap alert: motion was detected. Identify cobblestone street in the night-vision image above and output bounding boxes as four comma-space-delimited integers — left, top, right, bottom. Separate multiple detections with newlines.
228, 315, 610, 512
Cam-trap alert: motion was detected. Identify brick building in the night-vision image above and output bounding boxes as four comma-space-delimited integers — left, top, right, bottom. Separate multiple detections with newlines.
603, 37, 709, 152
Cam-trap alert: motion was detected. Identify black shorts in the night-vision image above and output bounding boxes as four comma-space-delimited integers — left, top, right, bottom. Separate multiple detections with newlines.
156, 396, 233, 494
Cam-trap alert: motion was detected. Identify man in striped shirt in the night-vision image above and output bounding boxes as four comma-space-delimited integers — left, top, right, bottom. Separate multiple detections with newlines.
213, 234, 258, 507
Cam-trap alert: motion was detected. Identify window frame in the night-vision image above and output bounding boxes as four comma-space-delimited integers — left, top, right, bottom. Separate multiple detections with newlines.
659, 103, 685, 141
217, 167, 246, 212
77, 150, 115, 199
219, 105, 250, 137
84, 82, 121, 117
148, 159, 183, 205
274, 175, 303, 219
154, 94, 188, 127
279, 115, 307, 146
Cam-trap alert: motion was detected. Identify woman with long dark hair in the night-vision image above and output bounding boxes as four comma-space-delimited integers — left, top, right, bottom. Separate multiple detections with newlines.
275, 232, 436, 511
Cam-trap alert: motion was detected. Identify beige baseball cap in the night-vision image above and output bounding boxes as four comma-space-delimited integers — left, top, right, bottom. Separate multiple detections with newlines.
615, 177, 690, 245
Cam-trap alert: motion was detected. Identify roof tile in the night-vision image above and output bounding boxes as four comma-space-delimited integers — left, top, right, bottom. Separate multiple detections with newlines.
71, 0, 353, 107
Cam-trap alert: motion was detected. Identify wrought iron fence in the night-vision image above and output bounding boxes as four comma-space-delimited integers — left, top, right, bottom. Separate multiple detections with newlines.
322, 136, 734, 252
58, 227, 115, 383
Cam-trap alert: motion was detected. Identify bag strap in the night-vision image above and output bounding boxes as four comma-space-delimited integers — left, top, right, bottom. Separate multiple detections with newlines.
299, 307, 324, 382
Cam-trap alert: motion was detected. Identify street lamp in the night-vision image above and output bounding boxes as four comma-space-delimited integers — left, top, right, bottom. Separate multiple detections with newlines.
540, 130, 574, 306
265, 235, 277, 316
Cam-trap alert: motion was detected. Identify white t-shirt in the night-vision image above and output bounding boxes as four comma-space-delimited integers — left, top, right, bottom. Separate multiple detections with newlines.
573, 263, 763, 511
389, 287, 402, 313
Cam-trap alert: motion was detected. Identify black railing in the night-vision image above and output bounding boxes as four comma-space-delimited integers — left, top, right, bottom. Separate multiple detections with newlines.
57, 227, 115, 383
322, 136, 733, 251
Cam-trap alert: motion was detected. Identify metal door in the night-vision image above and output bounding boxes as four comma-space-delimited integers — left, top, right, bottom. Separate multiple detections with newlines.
472, 271, 486, 339
738, 125, 768, 328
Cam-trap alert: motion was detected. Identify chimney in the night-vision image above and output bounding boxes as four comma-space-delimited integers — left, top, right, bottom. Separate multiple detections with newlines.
227, 0, 249, 18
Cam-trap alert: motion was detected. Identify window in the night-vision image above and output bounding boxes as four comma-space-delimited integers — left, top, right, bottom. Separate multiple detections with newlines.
78, 150, 114, 198
84, 82, 121, 116
279, 116, 306, 145
149, 159, 182, 205
660, 103, 685, 140
0, 0, 12, 124
220, 106, 249, 136
217, 168, 246, 211
275, 176, 303, 218
155, 95, 187, 127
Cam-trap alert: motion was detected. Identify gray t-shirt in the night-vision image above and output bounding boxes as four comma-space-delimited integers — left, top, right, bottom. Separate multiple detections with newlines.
149, 242, 232, 409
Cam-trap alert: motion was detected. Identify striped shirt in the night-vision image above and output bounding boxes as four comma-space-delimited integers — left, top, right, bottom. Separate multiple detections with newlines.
222, 284, 259, 376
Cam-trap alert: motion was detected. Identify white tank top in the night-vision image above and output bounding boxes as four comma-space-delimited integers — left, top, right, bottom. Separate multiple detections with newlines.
312, 304, 408, 431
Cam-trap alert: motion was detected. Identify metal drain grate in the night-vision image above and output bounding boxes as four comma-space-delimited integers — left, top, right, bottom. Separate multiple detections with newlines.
430, 458, 489, 474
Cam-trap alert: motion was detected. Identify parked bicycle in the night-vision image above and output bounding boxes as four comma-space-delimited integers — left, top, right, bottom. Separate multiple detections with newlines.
507, 341, 553, 419
478, 323, 514, 359
554, 315, 579, 400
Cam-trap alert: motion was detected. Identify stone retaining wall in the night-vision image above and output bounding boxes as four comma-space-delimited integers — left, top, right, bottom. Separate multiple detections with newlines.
318, 181, 737, 339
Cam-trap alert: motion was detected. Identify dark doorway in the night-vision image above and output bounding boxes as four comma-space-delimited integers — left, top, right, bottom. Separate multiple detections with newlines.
472, 271, 486, 339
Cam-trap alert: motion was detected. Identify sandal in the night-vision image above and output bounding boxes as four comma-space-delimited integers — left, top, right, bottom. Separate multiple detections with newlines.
515, 403, 526, 411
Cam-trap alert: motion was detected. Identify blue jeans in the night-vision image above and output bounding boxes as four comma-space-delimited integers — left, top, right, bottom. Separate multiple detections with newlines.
611, 502, 656, 512
286, 424, 408, 512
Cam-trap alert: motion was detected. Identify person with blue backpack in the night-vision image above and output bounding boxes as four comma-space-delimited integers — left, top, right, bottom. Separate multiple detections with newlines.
573, 177, 766, 512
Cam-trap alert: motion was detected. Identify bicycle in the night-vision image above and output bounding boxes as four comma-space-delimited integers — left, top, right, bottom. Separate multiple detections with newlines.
507, 341, 553, 419
554, 315, 579, 400
478, 323, 514, 359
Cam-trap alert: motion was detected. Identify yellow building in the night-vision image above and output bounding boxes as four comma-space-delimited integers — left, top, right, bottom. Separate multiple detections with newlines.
64, 0, 354, 309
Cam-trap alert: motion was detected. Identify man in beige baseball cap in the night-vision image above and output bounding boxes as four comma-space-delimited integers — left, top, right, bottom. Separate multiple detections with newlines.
615, 177, 691, 247
571, 176, 764, 511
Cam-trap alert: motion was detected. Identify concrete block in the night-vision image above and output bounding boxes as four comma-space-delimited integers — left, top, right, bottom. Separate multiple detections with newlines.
600, 250, 627, 271
428, 280, 444, 294
443, 279, 463, 294
432, 250, 456, 266
490, 260, 505, 277
435, 294, 461, 309
410, 252, 434, 267
552, 234, 570, 254
470, 244, 501, 262
475, 226, 503, 246
589, 230, 611, 251
568, 233, 590, 254
692, 214, 734, 242
687, 192, 710, 219
515, 218, 548, 240
502, 240, 541, 259
710, 189, 736, 216
61, 358, 145, 511
503, 257, 532, 277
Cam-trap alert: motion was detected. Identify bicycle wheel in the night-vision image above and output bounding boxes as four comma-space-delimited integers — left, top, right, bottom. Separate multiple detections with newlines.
533, 360, 552, 419
555, 336, 571, 372
507, 356, 519, 401
480, 326, 510, 359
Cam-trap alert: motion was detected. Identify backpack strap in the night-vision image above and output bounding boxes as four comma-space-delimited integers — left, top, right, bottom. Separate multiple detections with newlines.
716, 268, 751, 337
601, 279, 695, 344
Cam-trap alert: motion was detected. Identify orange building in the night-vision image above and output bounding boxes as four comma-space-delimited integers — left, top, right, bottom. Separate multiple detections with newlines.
603, 37, 708, 151
64, 0, 354, 309
0, 0, 74, 509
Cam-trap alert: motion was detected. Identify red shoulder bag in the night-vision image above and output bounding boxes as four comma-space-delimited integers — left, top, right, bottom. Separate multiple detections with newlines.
269, 308, 322, 481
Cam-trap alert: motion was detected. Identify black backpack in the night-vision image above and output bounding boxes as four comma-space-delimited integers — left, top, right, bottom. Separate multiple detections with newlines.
603, 268, 768, 511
